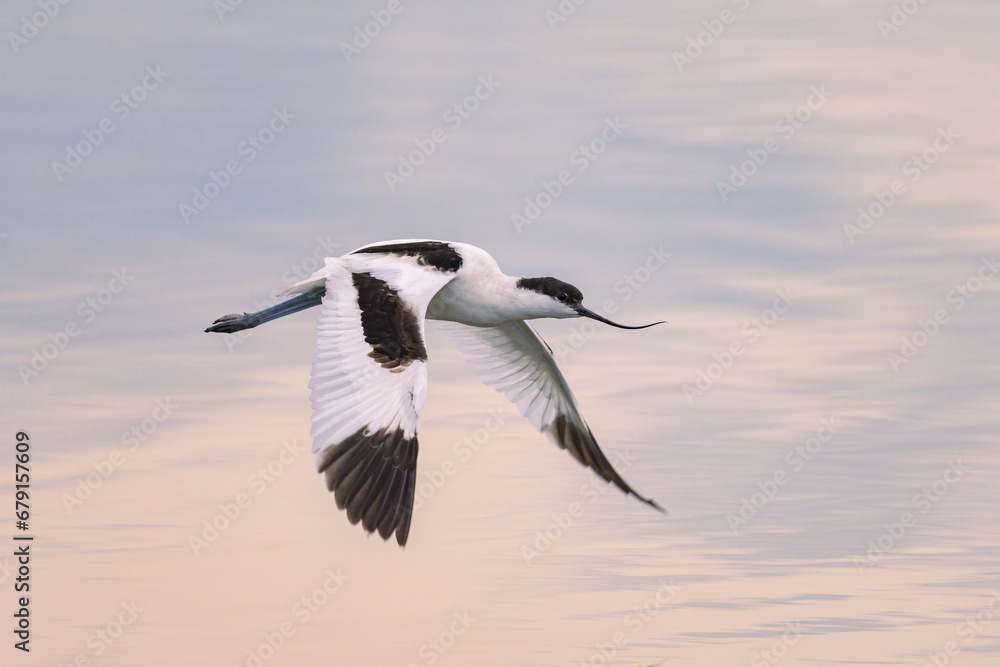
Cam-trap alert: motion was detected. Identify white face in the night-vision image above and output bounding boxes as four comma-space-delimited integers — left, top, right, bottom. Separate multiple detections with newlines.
514, 277, 584, 319
521, 291, 580, 319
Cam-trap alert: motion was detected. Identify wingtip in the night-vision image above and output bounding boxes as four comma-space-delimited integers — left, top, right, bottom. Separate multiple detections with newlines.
645, 496, 669, 516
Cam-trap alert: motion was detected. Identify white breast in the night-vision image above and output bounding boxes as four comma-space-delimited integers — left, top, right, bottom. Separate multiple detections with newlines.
425, 243, 526, 327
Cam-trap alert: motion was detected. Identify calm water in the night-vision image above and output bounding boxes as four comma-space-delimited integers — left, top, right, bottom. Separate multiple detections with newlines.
3, 1, 999, 665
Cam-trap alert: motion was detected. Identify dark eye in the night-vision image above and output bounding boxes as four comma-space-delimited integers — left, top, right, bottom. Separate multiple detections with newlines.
556, 292, 568, 302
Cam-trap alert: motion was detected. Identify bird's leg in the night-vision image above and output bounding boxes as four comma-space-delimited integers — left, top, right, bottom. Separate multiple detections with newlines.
205, 287, 326, 333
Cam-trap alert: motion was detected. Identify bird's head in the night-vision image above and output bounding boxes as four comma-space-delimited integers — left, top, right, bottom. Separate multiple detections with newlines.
515, 277, 664, 329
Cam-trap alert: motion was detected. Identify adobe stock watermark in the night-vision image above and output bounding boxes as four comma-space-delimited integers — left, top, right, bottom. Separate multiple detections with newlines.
851, 459, 968, 574
412, 407, 509, 511
682, 288, 797, 404
750, 621, 806, 667
340, 0, 408, 63
233, 568, 348, 667
878, 0, 933, 41
843, 126, 958, 244
716, 85, 833, 203
52, 65, 168, 182
384, 74, 501, 192
406, 611, 476, 667
62, 397, 180, 514
887, 254, 997, 372
7, 0, 73, 55
672, 0, 753, 73
521, 449, 639, 564
511, 116, 627, 233
580, 579, 680, 667
726, 417, 840, 533
18, 268, 134, 385
222, 235, 340, 353
552, 245, 670, 361
0, 556, 14, 586
188, 439, 309, 556
545, 0, 589, 30
179, 106, 295, 224
212, 0, 249, 22
55, 601, 144, 667
921, 588, 1000, 667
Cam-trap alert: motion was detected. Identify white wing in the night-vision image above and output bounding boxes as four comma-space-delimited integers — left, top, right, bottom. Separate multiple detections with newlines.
436, 320, 663, 511
308, 247, 458, 546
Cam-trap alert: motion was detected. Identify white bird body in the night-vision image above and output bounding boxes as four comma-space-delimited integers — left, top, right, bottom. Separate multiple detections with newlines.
428, 244, 571, 326
289, 240, 573, 326
207, 239, 664, 546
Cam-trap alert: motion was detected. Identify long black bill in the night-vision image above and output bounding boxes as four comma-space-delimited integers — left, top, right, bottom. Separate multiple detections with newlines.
576, 306, 664, 330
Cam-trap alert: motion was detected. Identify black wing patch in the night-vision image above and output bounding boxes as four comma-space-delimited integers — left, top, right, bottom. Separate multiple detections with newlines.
352, 272, 428, 370
550, 414, 664, 513
316, 426, 418, 546
352, 241, 463, 272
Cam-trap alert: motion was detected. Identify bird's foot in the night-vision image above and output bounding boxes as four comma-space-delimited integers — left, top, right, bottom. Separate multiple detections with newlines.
205, 313, 255, 333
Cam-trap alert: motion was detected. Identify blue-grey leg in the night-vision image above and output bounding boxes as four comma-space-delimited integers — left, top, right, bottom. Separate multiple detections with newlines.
205, 287, 326, 333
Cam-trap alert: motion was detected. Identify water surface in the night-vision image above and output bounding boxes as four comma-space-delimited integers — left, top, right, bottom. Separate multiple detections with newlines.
2, 1, 998, 665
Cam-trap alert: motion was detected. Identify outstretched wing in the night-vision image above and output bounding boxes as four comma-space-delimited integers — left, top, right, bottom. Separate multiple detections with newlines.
435, 320, 663, 512
307, 246, 458, 546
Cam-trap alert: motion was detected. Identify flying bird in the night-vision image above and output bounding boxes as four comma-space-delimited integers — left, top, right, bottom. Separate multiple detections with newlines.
206, 240, 664, 546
